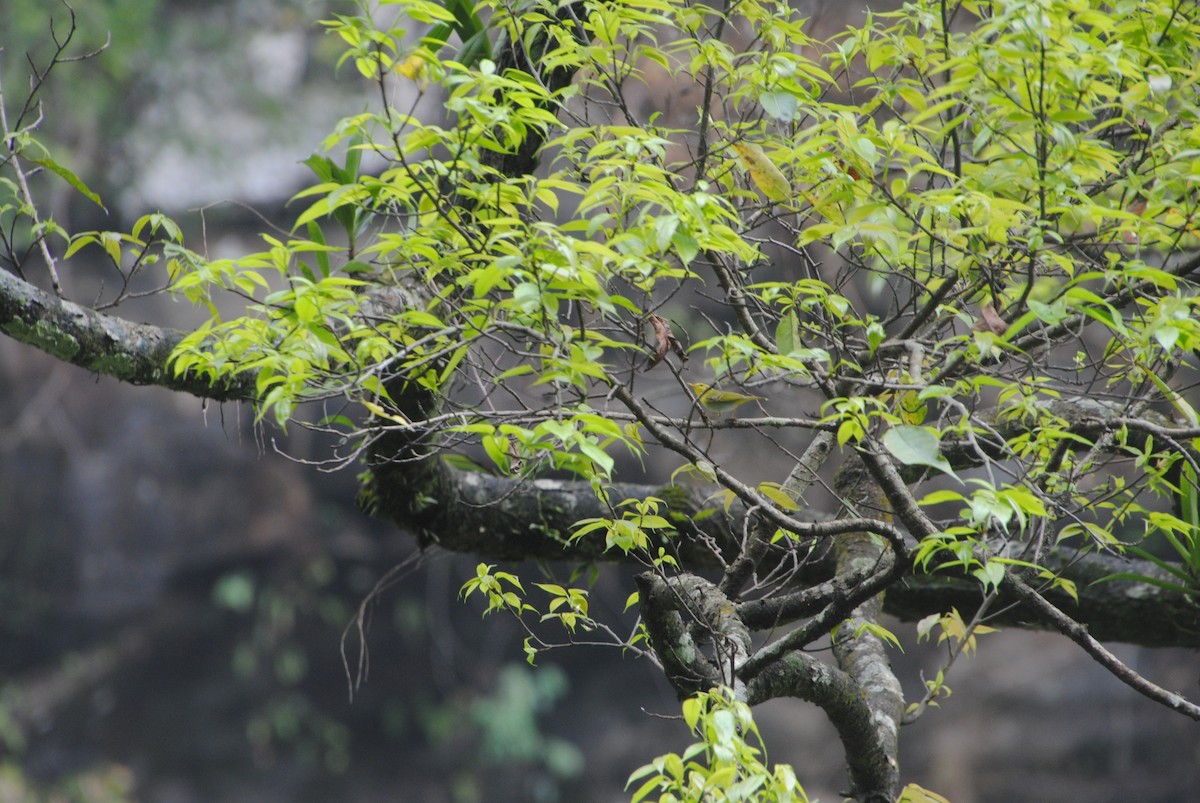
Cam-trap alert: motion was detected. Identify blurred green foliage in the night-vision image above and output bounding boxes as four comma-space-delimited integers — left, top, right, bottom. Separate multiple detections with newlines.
0, 760, 135, 803
471, 664, 583, 777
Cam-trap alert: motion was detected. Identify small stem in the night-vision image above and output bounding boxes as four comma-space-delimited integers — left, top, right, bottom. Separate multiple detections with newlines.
1007, 573, 1200, 721
0, 87, 65, 296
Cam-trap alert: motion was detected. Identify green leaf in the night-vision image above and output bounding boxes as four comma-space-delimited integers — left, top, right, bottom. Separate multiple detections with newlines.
26, 156, 105, 210
758, 482, 799, 511
918, 489, 966, 506
731, 142, 791, 202
972, 560, 1006, 592
681, 696, 701, 731
853, 620, 904, 651
302, 154, 335, 183
882, 425, 959, 480
775, 311, 800, 356
760, 90, 798, 121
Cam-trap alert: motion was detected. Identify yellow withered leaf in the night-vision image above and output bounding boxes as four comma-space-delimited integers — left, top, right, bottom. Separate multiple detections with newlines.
397, 48, 433, 83
363, 400, 410, 426
731, 142, 792, 203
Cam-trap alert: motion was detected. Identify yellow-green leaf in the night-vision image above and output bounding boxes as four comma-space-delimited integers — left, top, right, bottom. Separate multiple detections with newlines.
731, 142, 791, 203
758, 482, 799, 511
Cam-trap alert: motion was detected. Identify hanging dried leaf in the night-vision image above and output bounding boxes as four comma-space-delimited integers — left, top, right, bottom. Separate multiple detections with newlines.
1123, 197, 1148, 245
646, 313, 685, 369
972, 302, 1008, 335
731, 142, 792, 203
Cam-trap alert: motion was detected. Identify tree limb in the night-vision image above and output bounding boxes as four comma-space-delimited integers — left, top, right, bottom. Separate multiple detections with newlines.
635, 572, 748, 698
1006, 573, 1200, 721
743, 652, 896, 803
0, 268, 253, 400
0, 268, 1193, 652
1, 265, 1196, 652
883, 548, 1200, 649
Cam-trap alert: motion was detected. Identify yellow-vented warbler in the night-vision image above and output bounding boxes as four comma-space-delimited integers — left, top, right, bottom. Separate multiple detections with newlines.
687, 382, 764, 413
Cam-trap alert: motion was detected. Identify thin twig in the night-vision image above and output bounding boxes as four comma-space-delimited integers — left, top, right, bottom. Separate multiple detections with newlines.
1006, 573, 1200, 721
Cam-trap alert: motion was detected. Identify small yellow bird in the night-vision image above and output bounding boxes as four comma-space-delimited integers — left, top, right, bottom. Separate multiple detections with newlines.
687, 382, 765, 414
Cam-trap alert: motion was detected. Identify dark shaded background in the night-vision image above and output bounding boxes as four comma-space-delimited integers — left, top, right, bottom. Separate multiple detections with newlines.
1, 1, 1196, 801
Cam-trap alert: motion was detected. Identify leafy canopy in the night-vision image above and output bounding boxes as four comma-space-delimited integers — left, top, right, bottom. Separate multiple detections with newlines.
162, 0, 1200, 596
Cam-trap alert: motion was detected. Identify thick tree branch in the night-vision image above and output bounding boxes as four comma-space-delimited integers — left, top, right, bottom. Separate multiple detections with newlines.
826, 458, 903, 801
736, 559, 878, 629
883, 548, 1200, 648
743, 652, 895, 803
0, 272, 1192, 653
940, 396, 1196, 470
0, 268, 253, 400
830, 592, 902, 802
636, 573, 749, 698
359, 451, 1200, 649
739, 556, 904, 676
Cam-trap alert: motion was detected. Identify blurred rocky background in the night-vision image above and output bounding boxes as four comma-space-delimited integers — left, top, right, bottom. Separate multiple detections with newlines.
1, 1, 1196, 801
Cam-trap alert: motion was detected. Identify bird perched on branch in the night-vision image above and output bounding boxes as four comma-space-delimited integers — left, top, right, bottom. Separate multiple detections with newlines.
687, 382, 764, 414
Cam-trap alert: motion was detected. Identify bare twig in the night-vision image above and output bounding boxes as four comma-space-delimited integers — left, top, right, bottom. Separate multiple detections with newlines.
1006, 573, 1200, 721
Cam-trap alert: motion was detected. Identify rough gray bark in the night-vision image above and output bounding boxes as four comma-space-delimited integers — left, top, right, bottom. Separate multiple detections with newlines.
824, 459, 904, 800
0, 268, 254, 401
